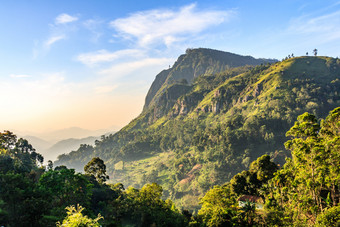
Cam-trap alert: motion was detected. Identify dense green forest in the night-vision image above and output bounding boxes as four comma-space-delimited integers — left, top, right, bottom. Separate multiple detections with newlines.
55, 49, 340, 210
1, 107, 339, 226
0, 131, 187, 226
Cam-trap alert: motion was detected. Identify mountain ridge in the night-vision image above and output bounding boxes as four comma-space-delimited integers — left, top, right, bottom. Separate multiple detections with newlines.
143, 48, 277, 115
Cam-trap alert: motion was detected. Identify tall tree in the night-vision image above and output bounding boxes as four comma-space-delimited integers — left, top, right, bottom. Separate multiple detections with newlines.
268, 107, 340, 225
198, 184, 236, 226
84, 157, 109, 184
38, 167, 92, 223
230, 155, 278, 196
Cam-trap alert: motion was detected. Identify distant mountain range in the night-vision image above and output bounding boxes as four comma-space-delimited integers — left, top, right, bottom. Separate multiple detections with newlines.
22, 126, 117, 143
18, 127, 117, 162
54, 48, 340, 210
44, 136, 99, 162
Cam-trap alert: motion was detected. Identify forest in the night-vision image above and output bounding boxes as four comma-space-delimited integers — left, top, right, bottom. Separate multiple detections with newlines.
1, 106, 339, 226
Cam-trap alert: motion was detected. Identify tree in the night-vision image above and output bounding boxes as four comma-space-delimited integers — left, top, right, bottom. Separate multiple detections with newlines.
0, 172, 48, 226
84, 157, 109, 184
237, 201, 256, 226
198, 184, 237, 226
0, 131, 17, 150
0, 131, 43, 173
313, 48, 318, 56
268, 107, 340, 225
47, 160, 53, 170
230, 155, 278, 196
121, 183, 186, 226
283, 112, 324, 223
56, 204, 103, 227
315, 205, 340, 226
38, 167, 93, 222
319, 107, 340, 206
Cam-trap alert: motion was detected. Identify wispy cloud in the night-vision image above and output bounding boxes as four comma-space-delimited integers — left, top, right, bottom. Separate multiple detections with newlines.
76, 49, 145, 66
110, 3, 234, 47
55, 13, 78, 24
35, 14, 78, 56
288, 10, 340, 43
83, 19, 104, 43
44, 35, 66, 48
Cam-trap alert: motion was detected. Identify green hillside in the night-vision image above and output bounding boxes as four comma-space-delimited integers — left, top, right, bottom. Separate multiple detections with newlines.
55, 51, 340, 210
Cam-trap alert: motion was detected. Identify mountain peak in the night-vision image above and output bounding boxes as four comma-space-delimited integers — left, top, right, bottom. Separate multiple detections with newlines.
143, 48, 277, 117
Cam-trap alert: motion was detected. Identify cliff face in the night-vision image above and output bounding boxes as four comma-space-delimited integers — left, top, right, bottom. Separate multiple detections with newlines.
147, 84, 192, 123
144, 69, 170, 110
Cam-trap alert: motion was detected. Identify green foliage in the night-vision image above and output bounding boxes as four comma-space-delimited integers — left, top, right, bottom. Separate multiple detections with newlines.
38, 167, 93, 223
197, 108, 339, 226
315, 205, 340, 227
198, 185, 237, 226
267, 107, 340, 225
0, 132, 187, 226
230, 155, 278, 196
0, 130, 44, 173
237, 201, 256, 226
56, 204, 103, 227
120, 183, 187, 226
84, 157, 109, 184
0, 172, 48, 226
197, 155, 279, 226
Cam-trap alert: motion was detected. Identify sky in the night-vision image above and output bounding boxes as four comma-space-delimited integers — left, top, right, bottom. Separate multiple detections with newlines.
1, 0, 340, 134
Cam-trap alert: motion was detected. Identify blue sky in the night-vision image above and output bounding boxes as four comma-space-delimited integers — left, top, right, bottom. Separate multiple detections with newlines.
1, 0, 340, 133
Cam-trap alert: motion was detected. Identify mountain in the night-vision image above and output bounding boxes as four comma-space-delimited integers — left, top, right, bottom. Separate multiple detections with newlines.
55, 49, 340, 210
22, 135, 51, 152
34, 127, 111, 143
44, 136, 99, 162
143, 48, 277, 122
20, 128, 116, 162
22, 126, 117, 144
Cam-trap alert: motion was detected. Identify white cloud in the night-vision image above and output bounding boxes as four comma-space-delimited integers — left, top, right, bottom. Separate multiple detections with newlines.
76, 49, 145, 66
99, 57, 172, 77
44, 35, 66, 48
36, 14, 78, 54
110, 3, 233, 47
55, 13, 78, 24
